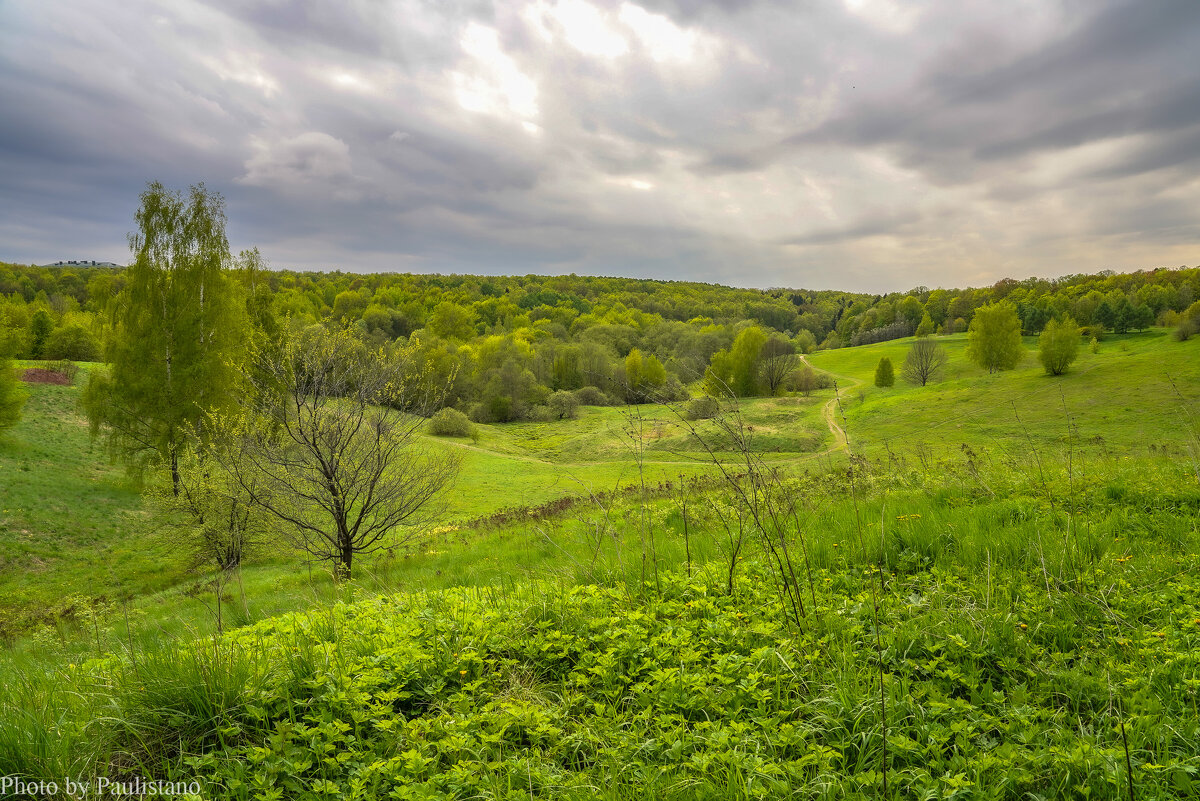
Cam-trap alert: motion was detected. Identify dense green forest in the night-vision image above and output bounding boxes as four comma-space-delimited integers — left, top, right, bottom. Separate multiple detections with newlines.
2, 259, 1198, 423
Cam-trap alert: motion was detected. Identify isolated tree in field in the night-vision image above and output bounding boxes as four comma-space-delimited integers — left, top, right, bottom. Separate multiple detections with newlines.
0, 357, 26, 434
82, 182, 246, 494
790, 365, 823, 396
902, 338, 948, 386
230, 327, 460, 580
874, 356, 895, 387
1038, 316, 1081, 376
966, 302, 1023, 373
758, 335, 799, 395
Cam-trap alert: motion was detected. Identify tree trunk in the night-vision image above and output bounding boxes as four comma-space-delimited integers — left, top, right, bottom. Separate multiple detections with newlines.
170, 446, 181, 497
338, 540, 354, 581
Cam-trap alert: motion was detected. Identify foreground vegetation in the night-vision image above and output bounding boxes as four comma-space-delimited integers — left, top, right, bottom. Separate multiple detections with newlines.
2, 443, 1200, 799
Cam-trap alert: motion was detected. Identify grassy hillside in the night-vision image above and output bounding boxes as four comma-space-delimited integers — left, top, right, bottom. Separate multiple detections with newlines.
3, 447, 1199, 798
808, 329, 1200, 457
2, 334, 1200, 799
0, 369, 829, 636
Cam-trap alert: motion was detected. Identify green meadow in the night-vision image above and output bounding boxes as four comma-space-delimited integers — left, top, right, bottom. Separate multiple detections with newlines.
0, 328, 1199, 799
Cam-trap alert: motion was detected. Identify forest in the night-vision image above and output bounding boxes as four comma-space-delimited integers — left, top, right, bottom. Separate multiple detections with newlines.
1, 254, 1196, 424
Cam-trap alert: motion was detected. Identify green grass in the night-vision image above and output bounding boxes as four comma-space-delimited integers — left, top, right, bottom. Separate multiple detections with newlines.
0, 372, 828, 639
0, 370, 186, 633
809, 328, 1200, 456
3, 339, 1200, 799
3, 451, 1200, 798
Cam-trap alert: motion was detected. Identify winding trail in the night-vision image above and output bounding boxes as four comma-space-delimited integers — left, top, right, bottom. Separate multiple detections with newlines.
800, 354, 862, 455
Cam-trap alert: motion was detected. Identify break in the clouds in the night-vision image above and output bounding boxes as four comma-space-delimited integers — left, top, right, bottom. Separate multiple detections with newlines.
0, 0, 1197, 291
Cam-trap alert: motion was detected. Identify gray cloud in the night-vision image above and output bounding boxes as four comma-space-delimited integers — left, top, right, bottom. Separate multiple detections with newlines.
0, 0, 1197, 292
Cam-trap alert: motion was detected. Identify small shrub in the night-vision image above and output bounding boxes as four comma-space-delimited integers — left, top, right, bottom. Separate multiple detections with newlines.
429, 407, 475, 437
1175, 319, 1198, 342
574, 386, 615, 406
547, 390, 580, 420
47, 360, 79, 382
874, 356, 895, 387
685, 395, 720, 420
788, 366, 831, 396
1038, 316, 1080, 376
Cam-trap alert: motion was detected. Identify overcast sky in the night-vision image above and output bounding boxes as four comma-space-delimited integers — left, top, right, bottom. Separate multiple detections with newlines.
1, 0, 1197, 291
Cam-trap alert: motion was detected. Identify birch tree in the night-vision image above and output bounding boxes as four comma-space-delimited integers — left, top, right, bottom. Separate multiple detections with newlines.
82, 182, 246, 493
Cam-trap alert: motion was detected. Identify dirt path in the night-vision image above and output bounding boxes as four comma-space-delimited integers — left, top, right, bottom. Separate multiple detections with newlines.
800, 354, 860, 455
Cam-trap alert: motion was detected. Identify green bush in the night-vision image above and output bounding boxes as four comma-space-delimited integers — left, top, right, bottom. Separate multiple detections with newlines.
43, 325, 100, 362
574, 386, 615, 406
428, 407, 475, 437
1038, 317, 1081, 376
547, 390, 580, 420
685, 395, 720, 420
874, 356, 895, 387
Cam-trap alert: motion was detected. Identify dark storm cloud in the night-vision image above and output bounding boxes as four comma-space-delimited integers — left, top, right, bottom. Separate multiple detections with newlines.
790, 0, 1200, 181
0, 0, 1196, 290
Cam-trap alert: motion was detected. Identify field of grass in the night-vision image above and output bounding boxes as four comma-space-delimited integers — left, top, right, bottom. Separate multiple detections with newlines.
809, 328, 1200, 457
2, 335, 1199, 799
0, 372, 187, 633
0, 368, 829, 637
3, 445, 1200, 798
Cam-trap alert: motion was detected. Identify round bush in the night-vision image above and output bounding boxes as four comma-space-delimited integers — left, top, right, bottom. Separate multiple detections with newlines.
574, 386, 615, 406
43, 325, 101, 362
428, 407, 475, 437
686, 396, 720, 420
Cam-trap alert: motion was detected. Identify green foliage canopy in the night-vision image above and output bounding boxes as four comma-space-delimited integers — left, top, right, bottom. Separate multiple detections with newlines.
1038, 316, 1081, 376
81, 182, 247, 492
874, 356, 895, 387
966, 302, 1024, 373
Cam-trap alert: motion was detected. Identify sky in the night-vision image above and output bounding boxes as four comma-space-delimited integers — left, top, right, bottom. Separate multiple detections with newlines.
1, 0, 1198, 292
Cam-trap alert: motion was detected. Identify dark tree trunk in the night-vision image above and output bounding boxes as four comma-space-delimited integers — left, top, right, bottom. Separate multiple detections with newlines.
170, 447, 181, 497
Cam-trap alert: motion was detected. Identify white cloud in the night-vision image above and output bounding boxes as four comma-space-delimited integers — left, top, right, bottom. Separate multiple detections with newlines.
618, 3, 698, 63
526, 0, 629, 60
842, 0, 921, 35
239, 132, 353, 187
451, 22, 539, 124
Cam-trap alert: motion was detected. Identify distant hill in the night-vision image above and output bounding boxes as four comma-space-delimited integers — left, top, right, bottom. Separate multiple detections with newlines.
39, 259, 122, 268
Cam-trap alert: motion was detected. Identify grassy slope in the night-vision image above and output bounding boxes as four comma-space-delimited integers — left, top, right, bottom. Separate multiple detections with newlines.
808, 329, 1200, 456
0, 372, 829, 633
0, 376, 186, 626
3, 339, 1200, 797
4, 447, 1200, 798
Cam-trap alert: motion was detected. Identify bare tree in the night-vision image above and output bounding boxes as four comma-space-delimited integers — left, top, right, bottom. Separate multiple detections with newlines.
757, 336, 800, 396
901, 338, 948, 387
228, 326, 460, 579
